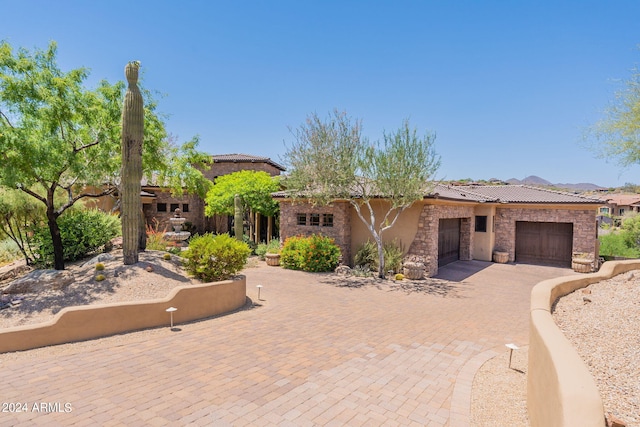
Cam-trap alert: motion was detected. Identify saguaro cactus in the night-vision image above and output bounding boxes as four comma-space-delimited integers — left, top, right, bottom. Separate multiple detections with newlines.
121, 61, 144, 265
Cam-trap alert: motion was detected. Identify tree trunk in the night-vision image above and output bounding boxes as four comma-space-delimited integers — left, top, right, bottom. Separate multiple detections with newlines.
375, 236, 385, 279
121, 62, 144, 265
47, 208, 65, 270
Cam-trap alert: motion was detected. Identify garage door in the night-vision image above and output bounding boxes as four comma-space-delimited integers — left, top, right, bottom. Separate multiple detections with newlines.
439, 218, 460, 267
515, 222, 573, 267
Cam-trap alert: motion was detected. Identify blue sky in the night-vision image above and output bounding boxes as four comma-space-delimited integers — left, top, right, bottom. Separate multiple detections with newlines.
2, 1, 640, 187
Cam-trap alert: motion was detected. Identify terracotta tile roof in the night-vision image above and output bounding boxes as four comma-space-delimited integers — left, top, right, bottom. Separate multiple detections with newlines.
435, 185, 603, 204
597, 194, 640, 205
212, 153, 285, 171
274, 183, 602, 205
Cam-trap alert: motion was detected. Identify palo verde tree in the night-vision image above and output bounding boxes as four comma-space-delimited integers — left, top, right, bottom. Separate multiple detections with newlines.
588, 65, 640, 167
0, 41, 211, 270
284, 110, 440, 278
204, 170, 280, 241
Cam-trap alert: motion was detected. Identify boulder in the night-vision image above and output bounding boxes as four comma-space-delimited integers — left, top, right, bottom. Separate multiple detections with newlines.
3, 269, 75, 294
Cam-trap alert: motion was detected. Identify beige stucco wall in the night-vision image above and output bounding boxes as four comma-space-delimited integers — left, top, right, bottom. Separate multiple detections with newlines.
472, 205, 496, 261
350, 200, 423, 263
528, 260, 640, 427
0, 276, 247, 354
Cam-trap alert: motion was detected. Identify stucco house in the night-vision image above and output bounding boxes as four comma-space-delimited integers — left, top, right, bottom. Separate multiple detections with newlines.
93, 153, 285, 239
275, 184, 602, 276
596, 193, 640, 217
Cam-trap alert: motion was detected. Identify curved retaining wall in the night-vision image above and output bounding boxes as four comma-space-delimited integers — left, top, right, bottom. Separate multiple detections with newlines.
528, 260, 640, 427
0, 276, 247, 354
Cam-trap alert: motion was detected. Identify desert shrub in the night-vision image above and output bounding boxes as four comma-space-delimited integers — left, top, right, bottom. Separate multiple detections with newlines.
167, 246, 182, 255
183, 233, 251, 282
146, 220, 169, 251
383, 241, 404, 274
255, 243, 268, 260
354, 240, 377, 269
280, 235, 341, 272
0, 238, 21, 266
242, 234, 258, 253
33, 209, 121, 267
353, 240, 404, 273
599, 233, 640, 258
621, 214, 640, 249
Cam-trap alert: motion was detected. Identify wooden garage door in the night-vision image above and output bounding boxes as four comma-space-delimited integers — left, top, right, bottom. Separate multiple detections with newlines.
438, 218, 460, 267
515, 222, 573, 267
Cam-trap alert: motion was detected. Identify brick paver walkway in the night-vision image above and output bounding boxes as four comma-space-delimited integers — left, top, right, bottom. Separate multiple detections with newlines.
0, 261, 576, 426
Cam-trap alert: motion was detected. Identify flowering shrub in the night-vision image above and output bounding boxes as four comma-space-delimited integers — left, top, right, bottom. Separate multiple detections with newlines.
280, 234, 341, 272
183, 233, 251, 282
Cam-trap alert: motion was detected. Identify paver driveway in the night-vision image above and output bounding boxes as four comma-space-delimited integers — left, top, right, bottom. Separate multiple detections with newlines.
0, 260, 576, 426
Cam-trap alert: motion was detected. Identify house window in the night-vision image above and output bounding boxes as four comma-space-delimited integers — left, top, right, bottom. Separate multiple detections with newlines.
297, 213, 306, 226
322, 213, 334, 227
619, 208, 625, 215
599, 207, 610, 214
170, 203, 180, 213
182, 204, 189, 213
157, 203, 167, 212
310, 213, 320, 226
475, 215, 487, 232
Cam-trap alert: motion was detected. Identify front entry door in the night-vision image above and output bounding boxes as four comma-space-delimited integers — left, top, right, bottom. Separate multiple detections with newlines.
438, 218, 461, 267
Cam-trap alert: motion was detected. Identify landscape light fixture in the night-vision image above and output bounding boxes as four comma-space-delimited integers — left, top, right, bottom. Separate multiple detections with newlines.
166, 306, 177, 330
256, 284, 263, 300
505, 343, 519, 369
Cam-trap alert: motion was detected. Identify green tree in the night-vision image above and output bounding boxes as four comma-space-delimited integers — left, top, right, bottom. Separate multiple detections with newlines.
588, 66, 640, 167
0, 187, 44, 265
284, 110, 440, 278
0, 41, 211, 270
204, 170, 280, 240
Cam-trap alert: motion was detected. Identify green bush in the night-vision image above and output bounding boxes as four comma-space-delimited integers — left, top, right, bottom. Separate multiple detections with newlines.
383, 241, 404, 274
280, 235, 341, 272
599, 233, 640, 258
242, 234, 257, 253
354, 240, 377, 268
33, 209, 121, 267
183, 233, 251, 282
255, 242, 268, 260
256, 238, 281, 260
0, 238, 21, 266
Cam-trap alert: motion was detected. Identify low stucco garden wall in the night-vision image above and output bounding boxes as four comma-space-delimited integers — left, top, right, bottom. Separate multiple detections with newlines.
528, 260, 640, 427
0, 276, 247, 354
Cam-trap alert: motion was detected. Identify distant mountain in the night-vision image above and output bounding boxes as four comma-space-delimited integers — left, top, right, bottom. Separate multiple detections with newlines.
507, 175, 552, 186
506, 175, 605, 191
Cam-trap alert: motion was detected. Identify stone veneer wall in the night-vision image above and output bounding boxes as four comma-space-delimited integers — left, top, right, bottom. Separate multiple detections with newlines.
144, 191, 206, 234
406, 204, 475, 276
201, 162, 282, 180
494, 207, 597, 263
279, 201, 352, 265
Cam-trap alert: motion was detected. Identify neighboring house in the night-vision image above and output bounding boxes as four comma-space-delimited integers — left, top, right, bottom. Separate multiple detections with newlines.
93, 153, 285, 238
275, 185, 602, 276
596, 194, 640, 217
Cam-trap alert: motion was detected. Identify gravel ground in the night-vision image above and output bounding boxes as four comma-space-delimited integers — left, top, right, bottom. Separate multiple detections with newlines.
0, 250, 196, 329
553, 270, 640, 427
471, 345, 529, 426
472, 268, 640, 427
